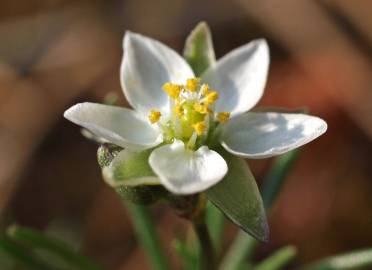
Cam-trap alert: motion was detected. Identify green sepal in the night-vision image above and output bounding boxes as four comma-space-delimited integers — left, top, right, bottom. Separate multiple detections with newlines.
102, 148, 160, 187
97, 144, 164, 205
115, 185, 166, 205
206, 149, 269, 242
97, 143, 122, 168
183, 21, 216, 76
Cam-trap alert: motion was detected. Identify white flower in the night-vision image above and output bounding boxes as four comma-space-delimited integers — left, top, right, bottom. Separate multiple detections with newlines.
64, 31, 327, 195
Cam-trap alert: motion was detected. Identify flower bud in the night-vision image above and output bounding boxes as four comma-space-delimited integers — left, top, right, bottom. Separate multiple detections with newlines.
97, 143, 165, 205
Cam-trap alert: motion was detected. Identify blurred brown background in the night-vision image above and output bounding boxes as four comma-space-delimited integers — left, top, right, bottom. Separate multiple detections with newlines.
1, 0, 372, 269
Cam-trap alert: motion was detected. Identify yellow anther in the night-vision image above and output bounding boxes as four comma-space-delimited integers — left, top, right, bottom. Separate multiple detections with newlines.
193, 121, 206, 135
217, 112, 231, 123
163, 82, 181, 99
174, 103, 184, 116
204, 91, 219, 105
201, 84, 210, 95
193, 102, 209, 114
186, 78, 200, 92
148, 110, 161, 124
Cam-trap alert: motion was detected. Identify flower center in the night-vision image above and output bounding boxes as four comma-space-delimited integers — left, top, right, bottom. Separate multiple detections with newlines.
148, 77, 231, 149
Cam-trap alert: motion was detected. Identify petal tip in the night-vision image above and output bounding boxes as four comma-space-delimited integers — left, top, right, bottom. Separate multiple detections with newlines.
63, 102, 93, 121
256, 38, 270, 61
260, 220, 270, 243
123, 30, 140, 50
123, 30, 133, 48
63, 103, 81, 121
319, 118, 328, 134
193, 21, 210, 34
309, 116, 328, 139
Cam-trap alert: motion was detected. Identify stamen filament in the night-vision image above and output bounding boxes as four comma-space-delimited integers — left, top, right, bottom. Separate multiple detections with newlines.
187, 132, 198, 149
193, 121, 206, 136
194, 103, 209, 114
201, 84, 210, 95
186, 78, 201, 92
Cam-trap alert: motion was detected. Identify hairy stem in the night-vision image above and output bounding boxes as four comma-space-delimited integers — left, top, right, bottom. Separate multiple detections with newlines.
193, 221, 216, 270
126, 203, 170, 270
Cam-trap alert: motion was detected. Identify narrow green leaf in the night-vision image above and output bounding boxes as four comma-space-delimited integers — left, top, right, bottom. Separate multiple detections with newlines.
45, 218, 83, 252
183, 21, 216, 76
0, 235, 51, 270
261, 149, 300, 210
220, 232, 257, 270
7, 225, 103, 270
253, 245, 297, 270
173, 239, 198, 270
238, 262, 255, 270
206, 150, 268, 242
184, 226, 202, 270
193, 221, 217, 269
220, 150, 300, 270
0, 241, 16, 269
126, 203, 170, 270
206, 202, 225, 253
300, 249, 372, 270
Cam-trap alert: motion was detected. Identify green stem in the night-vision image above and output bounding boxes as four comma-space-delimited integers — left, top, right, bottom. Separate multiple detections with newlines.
7, 225, 102, 270
126, 203, 170, 270
206, 202, 225, 254
193, 221, 216, 270
220, 232, 257, 270
173, 238, 197, 270
299, 248, 372, 270
220, 150, 300, 270
253, 246, 297, 270
0, 235, 51, 270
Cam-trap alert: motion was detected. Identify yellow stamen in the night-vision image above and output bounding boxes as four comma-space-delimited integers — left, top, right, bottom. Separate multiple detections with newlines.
193, 103, 209, 114
201, 84, 210, 95
163, 82, 181, 99
174, 103, 184, 116
148, 110, 161, 124
217, 112, 230, 123
186, 78, 200, 92
204, 91, 219, 105
193, 121, 206, 135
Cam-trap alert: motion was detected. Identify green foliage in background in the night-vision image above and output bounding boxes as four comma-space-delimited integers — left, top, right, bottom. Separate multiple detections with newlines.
1, 21, 370, 270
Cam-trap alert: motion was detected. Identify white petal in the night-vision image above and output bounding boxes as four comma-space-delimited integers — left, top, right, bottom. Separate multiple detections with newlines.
64, 102, 162, 150
202, 39, 269, 116
149, 140, 228, 195
221, 112, 327, 158
121, 31, 194, 115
